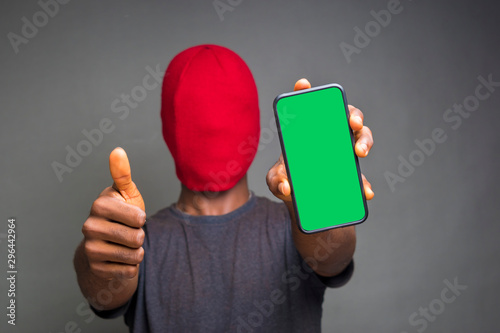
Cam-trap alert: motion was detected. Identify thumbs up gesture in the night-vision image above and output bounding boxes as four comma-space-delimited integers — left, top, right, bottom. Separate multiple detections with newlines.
81, 148, 146, 280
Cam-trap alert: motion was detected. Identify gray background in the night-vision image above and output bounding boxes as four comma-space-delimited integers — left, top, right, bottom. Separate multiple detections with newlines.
1, 0, 499, 332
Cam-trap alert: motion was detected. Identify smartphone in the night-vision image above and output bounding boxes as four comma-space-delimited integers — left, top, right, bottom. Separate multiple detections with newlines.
273, 83, 368, 233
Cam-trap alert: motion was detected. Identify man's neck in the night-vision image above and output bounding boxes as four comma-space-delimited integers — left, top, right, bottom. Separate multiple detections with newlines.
176, 176, 250, 216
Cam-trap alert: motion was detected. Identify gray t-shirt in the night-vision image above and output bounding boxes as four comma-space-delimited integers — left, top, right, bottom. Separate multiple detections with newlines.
95, 193, 353, 332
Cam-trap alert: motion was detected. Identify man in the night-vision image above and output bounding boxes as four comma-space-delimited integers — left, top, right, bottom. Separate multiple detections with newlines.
74, 44, 374, 332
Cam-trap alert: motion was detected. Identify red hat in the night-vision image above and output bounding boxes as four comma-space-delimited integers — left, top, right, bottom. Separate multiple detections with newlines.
161, 45, 260, 192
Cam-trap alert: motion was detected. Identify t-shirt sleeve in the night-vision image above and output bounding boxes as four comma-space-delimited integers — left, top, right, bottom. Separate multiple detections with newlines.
315, 259, 354, 288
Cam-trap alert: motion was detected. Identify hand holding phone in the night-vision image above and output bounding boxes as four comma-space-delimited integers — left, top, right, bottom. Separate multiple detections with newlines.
273, 83, 369, 233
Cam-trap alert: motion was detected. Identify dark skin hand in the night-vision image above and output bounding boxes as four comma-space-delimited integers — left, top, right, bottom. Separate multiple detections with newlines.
266, 78, 374, 277
74, 148, 146, 310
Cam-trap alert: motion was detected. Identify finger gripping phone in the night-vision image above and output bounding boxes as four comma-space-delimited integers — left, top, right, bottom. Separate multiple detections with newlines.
273, 83, 368, 233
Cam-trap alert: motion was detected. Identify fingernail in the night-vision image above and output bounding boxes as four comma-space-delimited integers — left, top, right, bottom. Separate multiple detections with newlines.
354, 116, 362, 124
283, 181, 289, 195
360, 143, 368, 154
278, 182, 284, 194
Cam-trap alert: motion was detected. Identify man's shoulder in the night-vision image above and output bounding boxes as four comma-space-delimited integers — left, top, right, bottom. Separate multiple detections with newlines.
148, 204, 174, 220
254, 195, 289, 217
143, 205, 181, 234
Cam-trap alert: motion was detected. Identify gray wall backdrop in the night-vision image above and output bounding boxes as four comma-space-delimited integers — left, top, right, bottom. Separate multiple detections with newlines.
1, 0, 499, 332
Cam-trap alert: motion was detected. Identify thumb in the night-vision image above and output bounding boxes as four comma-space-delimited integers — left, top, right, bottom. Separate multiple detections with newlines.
109, 147, 145, 211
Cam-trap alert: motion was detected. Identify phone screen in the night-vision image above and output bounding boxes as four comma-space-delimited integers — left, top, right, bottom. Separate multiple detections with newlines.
273, 84, 367, 233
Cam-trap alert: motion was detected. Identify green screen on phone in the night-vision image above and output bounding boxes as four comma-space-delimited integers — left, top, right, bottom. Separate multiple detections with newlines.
274, 84, 367, 233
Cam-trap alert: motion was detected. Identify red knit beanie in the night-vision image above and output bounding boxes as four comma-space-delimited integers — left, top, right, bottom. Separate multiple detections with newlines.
161, 45, 260, 192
